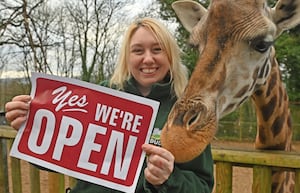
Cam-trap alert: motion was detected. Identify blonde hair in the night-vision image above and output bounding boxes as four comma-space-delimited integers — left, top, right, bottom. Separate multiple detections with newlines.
110, 17, 188, 98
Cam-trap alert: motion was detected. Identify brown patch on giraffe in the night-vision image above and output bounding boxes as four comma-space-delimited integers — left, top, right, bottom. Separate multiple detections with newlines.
223, 103, 235, 113
258, 140, 287, 150
261, 95, 277, 122
271, 115, 285, 138
267, 72, 277, 96
258, 125, 267, 144
237, 96, 249, 107
249, 68, 259, 91
210, 70, 227, 92
234, 85, 250, 98
253, 88, 263, 96
289, 173, 296, 192
257, 58, 270, 79
278, 87, 283, 108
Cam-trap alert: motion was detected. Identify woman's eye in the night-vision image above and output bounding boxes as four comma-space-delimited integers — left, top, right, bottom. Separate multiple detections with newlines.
132, 48, 143, 54
153, 47, 162, 53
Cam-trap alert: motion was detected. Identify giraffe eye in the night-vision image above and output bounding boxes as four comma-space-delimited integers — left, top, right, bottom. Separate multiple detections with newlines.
249, 38, 273, 53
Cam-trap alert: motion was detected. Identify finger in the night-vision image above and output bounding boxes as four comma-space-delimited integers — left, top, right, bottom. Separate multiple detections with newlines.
146, 159, 162, 178
5, 99, 31, 112
144, 167, 163, 185
142, 144, 174, 162
5, 95, 31, 130
147, 153, 166, 169
5, 109, 28, 123
12, 95, 31, 102
5, 109, 28, 130
9, 116, 27, 130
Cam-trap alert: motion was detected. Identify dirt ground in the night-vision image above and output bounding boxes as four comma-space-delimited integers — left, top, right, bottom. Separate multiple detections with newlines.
7, 140, 300, 193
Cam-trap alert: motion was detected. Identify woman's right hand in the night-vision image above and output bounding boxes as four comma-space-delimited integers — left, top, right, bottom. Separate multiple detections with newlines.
5, 95, 31, 130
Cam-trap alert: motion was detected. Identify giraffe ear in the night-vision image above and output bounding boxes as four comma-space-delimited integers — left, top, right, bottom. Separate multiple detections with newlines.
271, 0, 300, 36
172, 0, 207, 33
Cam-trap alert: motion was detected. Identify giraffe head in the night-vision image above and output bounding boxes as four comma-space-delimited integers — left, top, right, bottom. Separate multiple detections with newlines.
161, 0, 300, 163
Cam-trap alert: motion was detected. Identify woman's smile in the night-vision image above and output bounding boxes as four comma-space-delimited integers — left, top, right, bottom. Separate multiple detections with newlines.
140, 67, 159, 74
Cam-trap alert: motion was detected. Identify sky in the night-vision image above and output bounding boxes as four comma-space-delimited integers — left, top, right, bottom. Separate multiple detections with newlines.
0, 0, 155, 79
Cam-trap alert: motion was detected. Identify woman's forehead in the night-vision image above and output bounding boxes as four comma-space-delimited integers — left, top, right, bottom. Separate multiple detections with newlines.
130, 27, 163, 46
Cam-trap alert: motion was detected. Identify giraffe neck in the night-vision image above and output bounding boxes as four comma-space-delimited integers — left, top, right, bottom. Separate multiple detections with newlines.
251, 49, 293, 151
251, 48, 294, 193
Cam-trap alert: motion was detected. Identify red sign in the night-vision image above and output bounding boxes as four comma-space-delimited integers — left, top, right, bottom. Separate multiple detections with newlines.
10, 72, 159, 193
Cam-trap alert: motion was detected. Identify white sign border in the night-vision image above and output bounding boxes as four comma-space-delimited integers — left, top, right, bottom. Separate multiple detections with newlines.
10, 72, 160, 193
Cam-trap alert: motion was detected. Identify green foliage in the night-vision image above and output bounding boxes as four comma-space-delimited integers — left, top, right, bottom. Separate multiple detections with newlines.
275, 26, 300, 101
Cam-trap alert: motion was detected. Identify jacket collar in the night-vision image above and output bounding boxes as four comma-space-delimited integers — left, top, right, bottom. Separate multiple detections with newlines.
124, 77, 175, 101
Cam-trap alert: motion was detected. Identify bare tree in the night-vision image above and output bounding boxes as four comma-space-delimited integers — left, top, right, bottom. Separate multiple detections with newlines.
64, 0, 129, 82
0, 0, 59, 77
0, 0, 136, 83
53, 7, 78, 78
0, 0, 28, 77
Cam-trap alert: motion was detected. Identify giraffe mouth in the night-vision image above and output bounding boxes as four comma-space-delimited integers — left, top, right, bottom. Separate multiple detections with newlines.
161, 101, 217, 163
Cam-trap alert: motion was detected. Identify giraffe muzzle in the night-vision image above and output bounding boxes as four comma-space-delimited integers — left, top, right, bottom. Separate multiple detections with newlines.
161, 101, 217, 163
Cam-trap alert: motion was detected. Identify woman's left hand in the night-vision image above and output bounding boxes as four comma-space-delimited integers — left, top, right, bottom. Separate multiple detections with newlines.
142, 144, 175, 186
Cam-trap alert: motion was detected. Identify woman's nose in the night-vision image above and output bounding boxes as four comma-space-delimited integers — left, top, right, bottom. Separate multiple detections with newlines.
143, 51, 155, 64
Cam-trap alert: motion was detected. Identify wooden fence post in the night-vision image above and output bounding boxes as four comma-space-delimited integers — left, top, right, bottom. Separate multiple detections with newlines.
252, 166, 271, 193
30, 165, 41, 193
295, 169, 300, 193
8, 139, 22, 193
48, 172, 65, 193
0, 139, 9, 193
215, 162, 232, 193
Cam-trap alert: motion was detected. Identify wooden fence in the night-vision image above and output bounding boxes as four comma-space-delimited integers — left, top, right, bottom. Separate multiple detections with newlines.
213, 147, 300, 193
1, 125, 300, 193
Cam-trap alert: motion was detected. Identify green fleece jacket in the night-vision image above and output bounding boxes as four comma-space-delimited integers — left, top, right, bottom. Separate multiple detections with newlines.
69, 78, 214, 193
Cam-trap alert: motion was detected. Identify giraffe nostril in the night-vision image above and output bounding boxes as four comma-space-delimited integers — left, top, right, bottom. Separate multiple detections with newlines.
187, 113, 199, 127
183, 107, 202, 130
170, 100, 209, 130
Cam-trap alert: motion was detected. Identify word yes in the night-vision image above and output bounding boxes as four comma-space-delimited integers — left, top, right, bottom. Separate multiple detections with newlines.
52, 86, 88, 112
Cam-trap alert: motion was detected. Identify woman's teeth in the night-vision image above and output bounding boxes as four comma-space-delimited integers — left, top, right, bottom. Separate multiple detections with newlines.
142, 68, 156, 73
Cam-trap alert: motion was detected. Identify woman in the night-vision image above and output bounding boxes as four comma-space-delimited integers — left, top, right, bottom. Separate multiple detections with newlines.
5, 17, 214, 193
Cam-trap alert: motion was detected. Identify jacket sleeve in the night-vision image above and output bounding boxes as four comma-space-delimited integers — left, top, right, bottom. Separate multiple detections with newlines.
144, 145, 214, 193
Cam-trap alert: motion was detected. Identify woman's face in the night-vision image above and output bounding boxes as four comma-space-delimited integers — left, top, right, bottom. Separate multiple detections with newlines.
128, 27, 171, 96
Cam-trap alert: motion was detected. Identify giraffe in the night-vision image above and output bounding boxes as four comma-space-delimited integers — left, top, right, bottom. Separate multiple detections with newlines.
160, 0, 300, 192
